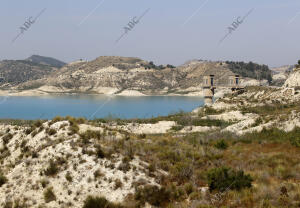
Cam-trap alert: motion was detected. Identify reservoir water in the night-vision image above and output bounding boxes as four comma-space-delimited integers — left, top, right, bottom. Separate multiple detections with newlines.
0, 95, 204, 120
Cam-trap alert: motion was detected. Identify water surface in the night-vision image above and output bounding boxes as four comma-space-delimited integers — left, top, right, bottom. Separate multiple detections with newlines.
0, 95, 204, 120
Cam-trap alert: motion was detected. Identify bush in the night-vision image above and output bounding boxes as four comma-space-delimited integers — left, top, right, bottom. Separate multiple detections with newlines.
114, 179, 123, 190
65, 172, 73, 182
33, 120, 43, 128
40, 179, 49, 188
44, 187, 56, 203
46, 128, 57, 136
242, 127, 300, 147
214, 139, 228, 150
0, 173, 7, 187
207, 167, 253, 192
135, 185, 171, 206
184, 183, 194, 195
3, 201, 12, 208
95, 145, 105, 158
94, 169, 103, 179
2, 133, 13, 144
83, 196, 122, 208
171, 162, 193, 183
44, 160, 59, 176
51, 116, 63, 124
289, 128, 300, 147
25, 126, 35, 135
191, 119, 231, 127
171, 125, 184, 131
80, 130, 102, 144
68, 124, 79, 135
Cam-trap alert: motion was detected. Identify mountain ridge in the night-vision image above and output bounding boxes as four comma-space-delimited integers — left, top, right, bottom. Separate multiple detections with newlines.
1, 56, 274, 95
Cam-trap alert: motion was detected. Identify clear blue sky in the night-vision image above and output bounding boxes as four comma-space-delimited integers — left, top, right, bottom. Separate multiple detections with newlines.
1, 0, 299, 67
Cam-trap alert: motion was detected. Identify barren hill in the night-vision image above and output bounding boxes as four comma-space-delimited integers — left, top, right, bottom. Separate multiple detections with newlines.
1, 56, 273, 95
14, 57, 237, 95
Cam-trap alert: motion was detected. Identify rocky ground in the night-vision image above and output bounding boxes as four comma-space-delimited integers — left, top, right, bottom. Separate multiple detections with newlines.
0, 119, 163, 208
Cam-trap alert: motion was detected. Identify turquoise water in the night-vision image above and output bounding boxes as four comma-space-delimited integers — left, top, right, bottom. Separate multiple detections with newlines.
0, 95, 204, 120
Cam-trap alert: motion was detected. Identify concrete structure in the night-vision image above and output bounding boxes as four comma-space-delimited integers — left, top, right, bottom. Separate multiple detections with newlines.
229, 75, 244, 92
203, 75, 215, 105
202, 74, 245, 105
0, 73, 4, 82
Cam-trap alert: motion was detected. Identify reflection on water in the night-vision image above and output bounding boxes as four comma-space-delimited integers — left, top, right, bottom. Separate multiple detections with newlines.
0, 95, 204, 120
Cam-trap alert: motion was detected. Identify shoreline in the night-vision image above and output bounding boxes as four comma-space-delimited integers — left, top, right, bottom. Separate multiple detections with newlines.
0, 87, 230, 98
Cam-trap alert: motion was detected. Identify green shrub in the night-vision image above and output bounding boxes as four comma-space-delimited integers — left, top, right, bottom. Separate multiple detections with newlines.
171, 162, 193, 183
25, 126, 35, 135
0, 172, 7, 187
252, 117, 263, 127
204, 107, 224, 115
69, 124, 79, 135
3, 201, 12, 208
83, 196, 122, 208
44, 160, 59, 176
80, 130, 102, 144
95, 145, 105, 158
65, 172, 73, 182
243, 127, 300, 147
214, 139, 228, 150
184, 183, 194, 195
171, 125, 184, 131
118, 161, 130, 173
46, 128, 57, 136
33, 120, 43, 128
31, 130, 38, 137
207, 167, 253, 192
44, 187, 56, 203
40, 179, 49, 188
114, 179, 123, 190
51, 116, 63, 124
135, 185, 171, 206
2, 133, 13, 144
191, 119, 231, 127
94, 169, 103, 179
139, 133, 146, 139
289, 128, 300, 147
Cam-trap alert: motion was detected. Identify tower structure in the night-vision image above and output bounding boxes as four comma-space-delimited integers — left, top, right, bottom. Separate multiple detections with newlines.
229, 75, 244, 92
203, 75, 215, 105
0, 72, 4, 82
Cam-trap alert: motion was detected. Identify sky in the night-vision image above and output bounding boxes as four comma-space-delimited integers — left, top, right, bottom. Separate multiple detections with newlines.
0, 0, 300, 67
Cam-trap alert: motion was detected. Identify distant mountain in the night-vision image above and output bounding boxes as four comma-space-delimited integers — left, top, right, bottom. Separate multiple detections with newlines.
26, 55, 66, 68
0, 60, 57, 88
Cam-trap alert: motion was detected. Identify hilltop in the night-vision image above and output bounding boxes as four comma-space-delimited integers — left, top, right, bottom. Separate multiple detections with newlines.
0, 60, 56, 89
26, 55, 66, 68
0, 55, 65, 90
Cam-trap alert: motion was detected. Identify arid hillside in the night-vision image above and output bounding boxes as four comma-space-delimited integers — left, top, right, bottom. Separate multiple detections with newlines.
8, 57, 273, 95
